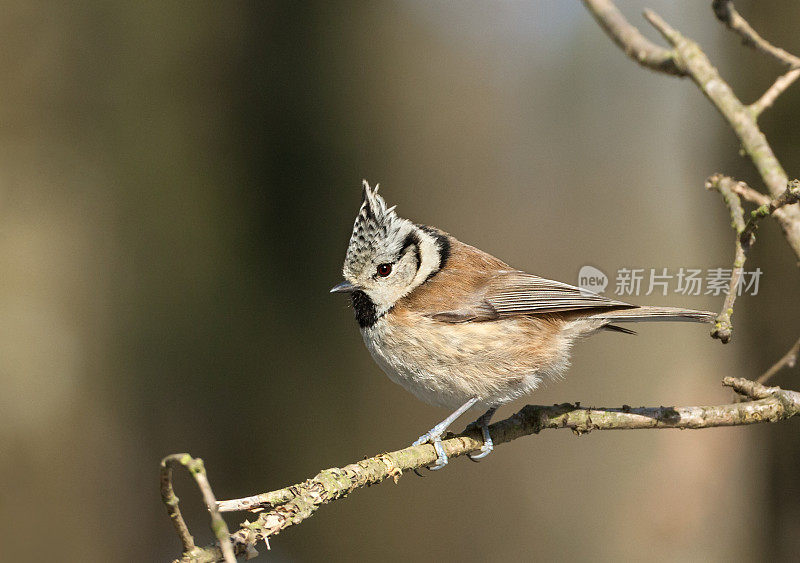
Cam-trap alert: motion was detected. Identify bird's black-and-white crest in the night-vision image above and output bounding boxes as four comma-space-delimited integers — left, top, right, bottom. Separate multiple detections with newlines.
343, 180, 409, 278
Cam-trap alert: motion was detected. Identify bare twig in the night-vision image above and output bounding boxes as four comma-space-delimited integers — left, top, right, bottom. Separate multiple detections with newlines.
161, 455, 197, 555
751, 68, 800, 117
730, 179, 771, 206
643, 8, 800, 259
705, 174, 754, 343
758, 336, 800, 384
730, 179, 796, 227
740, 179, 800, 240
167, 378, 800, 562
705, 176, 799, 342
712, 0, 800, 69
643, 11, 778, 187
160, 454, 236, 563
580, 0, 684, 76
582, 1, 800, 261
582, 0, 800, 340
711, 1, 800, 116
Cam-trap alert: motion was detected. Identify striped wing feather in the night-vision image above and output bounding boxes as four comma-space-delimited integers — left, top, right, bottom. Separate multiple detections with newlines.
485, 272, 634, 316
427, 271, 634, 323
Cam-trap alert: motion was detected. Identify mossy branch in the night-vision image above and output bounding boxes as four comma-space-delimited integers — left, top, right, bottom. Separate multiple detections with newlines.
160, 454, 237, 563
583, 0, 800, 344
164, 378, 800, 562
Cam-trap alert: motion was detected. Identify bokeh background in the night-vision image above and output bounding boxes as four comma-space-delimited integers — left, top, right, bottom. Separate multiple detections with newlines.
2, 1, 799, 561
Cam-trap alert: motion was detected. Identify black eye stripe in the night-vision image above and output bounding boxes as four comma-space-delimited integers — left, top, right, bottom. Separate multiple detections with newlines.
399, 232, 422, 272
416, 224, 450, 282
399, 232, 419, 256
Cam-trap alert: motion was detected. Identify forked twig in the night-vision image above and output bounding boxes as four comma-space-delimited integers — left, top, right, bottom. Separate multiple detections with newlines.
166, 378, 800, 562
712, 0, 800, 68
161, 454, 236, 563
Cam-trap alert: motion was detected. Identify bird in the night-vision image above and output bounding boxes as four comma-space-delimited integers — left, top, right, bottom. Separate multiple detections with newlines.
331, 181, 714, 470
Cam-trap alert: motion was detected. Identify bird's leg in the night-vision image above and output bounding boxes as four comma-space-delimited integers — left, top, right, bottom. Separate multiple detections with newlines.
466, 406, 497, 461
412, 397, 479, 470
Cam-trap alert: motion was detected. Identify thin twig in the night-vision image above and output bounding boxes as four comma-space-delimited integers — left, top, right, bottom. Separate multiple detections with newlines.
711, 1, 800, 116
758, 336, 800, 384
160, 455, 197, 555
217, 487, 296, 514
706, 174, 754, 343
741, 179, 800, 242
704, 176, 798, 343
169, 378, 800, 562
642, 8, 792, 200
751, 68, 800, 117
581, 1, 800, 260
712, 0, 800, 69
729, 179, 796, 230
160, 454, 236, 563
580, 0, 684, 76
730, 179, 771, 206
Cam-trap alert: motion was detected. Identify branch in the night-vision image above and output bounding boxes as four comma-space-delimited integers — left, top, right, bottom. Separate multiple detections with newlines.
758, 336, 800, 384
705, 176, 799, 342
167, 378, 800, 562
730, 178, 771, 206
583, 0, 800, 341
583, 0, 800, 261
160, 454, 237, 563
728, 179, 798, 228
712, 0, 800, 69
643, 8, 800, 261
705, 174, 754, 343
751, 68, 800, 117
712, 1, 800, 117
580, 0, 684, 76
741, 179, 800, 240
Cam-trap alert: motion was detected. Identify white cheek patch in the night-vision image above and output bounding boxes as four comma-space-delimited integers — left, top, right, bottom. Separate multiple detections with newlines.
411, 230, 442, 287
358, 225, 444, 314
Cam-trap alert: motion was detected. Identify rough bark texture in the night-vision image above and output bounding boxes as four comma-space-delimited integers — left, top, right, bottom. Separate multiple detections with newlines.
166, 378, 800, 562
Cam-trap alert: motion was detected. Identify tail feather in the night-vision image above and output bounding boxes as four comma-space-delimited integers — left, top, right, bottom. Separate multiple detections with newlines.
590, 306, 715, 324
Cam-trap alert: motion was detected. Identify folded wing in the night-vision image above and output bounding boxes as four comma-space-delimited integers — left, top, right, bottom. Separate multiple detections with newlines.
428, 271, 634, 323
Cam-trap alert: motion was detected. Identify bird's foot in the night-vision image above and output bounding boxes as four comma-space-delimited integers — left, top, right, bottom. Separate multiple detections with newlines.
412, 429, 449, 471
410, 398, 481, 472
467, 423, 494, 461
466, 406, 497, 462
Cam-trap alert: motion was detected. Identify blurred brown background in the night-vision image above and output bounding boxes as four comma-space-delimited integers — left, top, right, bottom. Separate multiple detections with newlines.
1, 1, 798, 561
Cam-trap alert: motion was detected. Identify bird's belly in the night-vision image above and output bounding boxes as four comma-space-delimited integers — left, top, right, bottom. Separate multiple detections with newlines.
361, 314, 572, 409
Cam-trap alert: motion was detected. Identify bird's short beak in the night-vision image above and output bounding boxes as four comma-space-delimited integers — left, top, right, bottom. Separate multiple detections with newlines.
329, 281, 357, 293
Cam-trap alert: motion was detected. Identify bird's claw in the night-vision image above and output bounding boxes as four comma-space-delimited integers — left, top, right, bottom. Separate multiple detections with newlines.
467, 440, 493, 461
409, 399, 488, 472
412, 432, 448, 470
466, 419, 494, 462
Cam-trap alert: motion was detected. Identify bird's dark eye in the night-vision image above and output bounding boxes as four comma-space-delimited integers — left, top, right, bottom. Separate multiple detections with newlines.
376, 263, 392, 277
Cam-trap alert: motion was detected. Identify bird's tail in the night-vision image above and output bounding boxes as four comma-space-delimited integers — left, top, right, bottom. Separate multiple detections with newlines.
589, 306, 715, 324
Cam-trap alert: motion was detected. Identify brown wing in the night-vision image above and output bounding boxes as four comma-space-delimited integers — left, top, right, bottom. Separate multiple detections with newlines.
427, 271, 634, 323
482, 271, 634, 317
397, 235, 634, 323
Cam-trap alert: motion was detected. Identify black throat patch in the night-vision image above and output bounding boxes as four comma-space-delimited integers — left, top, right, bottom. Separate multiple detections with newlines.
351, 290, 380, 328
